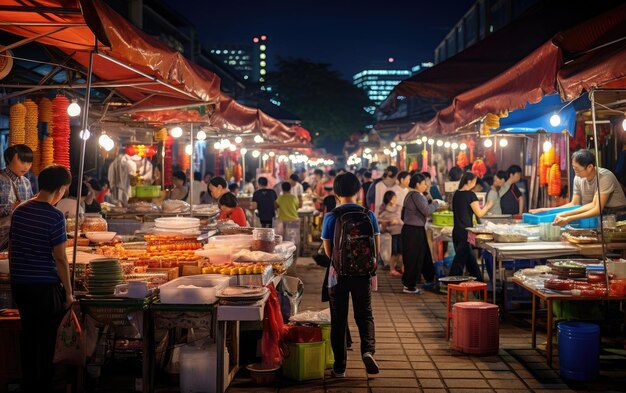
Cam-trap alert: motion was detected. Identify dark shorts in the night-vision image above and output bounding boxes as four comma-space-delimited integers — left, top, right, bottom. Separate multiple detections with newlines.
391, 234, 402, 255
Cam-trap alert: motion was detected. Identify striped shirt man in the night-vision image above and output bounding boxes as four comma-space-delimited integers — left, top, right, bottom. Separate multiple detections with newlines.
9, 200, 66, 284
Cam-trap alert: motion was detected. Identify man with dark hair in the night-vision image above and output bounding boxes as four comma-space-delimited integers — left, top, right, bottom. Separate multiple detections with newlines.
253, 177, 277, 228
0, 144, 34, 250
553, 149, 626, 225
321, 172, 380, 377
10, 164, 73, 392
500, 165, 524, 215
276, 182, 299, 222
374, 166, 402, 215
208, 176, 229, 200
312, 168, 325, 197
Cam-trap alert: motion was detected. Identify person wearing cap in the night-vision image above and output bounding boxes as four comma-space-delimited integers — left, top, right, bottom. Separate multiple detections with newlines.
0, 144, 34, 250
374, 166, 403, 216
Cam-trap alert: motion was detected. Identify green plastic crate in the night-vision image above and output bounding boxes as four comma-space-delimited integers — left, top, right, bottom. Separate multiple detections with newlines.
432, 211, 454, 226
282, 341, 325, 381
320, 324, 334, 369
134, 185, 161, 198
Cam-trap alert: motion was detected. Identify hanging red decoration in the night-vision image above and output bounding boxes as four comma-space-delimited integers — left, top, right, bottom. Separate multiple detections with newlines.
51, 95, 70, 169
471, 158, 487, 178
484, 148, 497, 168
125, 144, 157, 158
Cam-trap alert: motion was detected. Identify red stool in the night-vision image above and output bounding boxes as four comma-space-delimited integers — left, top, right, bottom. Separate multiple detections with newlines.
446, 281, 488, 340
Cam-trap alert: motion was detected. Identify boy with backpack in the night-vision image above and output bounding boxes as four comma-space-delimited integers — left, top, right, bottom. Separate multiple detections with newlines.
321, 172, 380, 377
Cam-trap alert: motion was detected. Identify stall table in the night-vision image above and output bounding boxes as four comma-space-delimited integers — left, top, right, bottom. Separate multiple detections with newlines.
511, 278, 626, 367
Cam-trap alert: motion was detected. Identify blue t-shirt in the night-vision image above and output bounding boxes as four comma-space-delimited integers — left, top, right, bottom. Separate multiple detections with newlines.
321, 204, 380, 242
10, 200, 67, 284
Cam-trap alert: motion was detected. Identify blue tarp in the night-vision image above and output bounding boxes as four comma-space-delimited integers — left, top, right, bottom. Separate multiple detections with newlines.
495, 93, 589, 136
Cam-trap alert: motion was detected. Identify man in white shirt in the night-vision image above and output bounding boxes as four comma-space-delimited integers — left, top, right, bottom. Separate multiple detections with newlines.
374, 166, 403, 216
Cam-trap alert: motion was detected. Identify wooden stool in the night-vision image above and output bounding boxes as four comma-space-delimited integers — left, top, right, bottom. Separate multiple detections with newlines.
446, 281, 488, 340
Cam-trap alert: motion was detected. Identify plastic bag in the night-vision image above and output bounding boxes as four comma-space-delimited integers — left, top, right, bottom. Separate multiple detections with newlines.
283, 325, 322, 343
261, 283, 285, 367
276, 276, 304, 323
380, 233, 392, 265
53, 308, 85, 366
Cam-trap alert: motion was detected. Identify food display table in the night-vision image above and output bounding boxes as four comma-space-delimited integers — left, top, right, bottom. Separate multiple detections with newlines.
511, 278, 626, 366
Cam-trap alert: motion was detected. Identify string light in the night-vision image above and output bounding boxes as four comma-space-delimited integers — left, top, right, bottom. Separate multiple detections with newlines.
196, 130, 206, 141
549, 113, 560, 127
235, 136, 243, 144
427, 139, 434, 145
252, 150, 260, 158
170, 126, 183, 138
240, 148, 248, 155
499, 138, 508, 147
185, 144, 192, 155
67, 100, 81, 117
254, 135, 264, 143
444, 141, 451, 148
483, 138, 493, 148
436, 140, 443, 147
543, 140, 552, 152
459, 143, 467, 150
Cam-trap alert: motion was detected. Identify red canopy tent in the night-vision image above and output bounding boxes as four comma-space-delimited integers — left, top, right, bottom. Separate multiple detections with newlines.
398, 2, 626, 139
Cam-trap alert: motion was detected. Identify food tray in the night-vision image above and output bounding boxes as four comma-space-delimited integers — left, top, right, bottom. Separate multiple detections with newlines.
438, 276, 476, 284
522, 206, 580, 224
602, 228, 626, 243
563, 233, 598, 244
492, 233, 527, 243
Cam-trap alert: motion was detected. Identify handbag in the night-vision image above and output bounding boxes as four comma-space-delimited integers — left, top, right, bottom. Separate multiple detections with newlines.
53, 308, 85, 366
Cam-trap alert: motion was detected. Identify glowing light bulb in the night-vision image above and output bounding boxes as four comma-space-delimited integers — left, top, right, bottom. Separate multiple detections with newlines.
196, 130, 206, 141
436, 140, 443, 147
229, 144, 236, 152
103, 139, 114, 151
622, 117, 626, 131
483, 138, 493, 148
79, 129, 90, 140
549, 113, 560, 127
451, 143, 458, 150
98, 133, 111, 148
416, 139, 423, 145
185, 144, 192, 155
235, 136, 242, 144
269, 151, 275, 157
543, 140, 552, 153
240, 148, 248, 155
421, 136, 428, 142
459, 143, 467, 150
499, 138, 508, 147
396, 145, 402, 151
262, 154, 269, 161
364, 148, 371, 154
214, 141, 222, 150
67, 101, 81, 117
254, 135, 264, 143
427, 139, 434, 145
390, 142, 396, 148
444, 141, 451, 148
170, 126, 183, 138
252, 150, 260, 158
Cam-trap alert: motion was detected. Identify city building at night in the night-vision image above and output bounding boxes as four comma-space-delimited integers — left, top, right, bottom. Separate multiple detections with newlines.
353, 65, 412, 114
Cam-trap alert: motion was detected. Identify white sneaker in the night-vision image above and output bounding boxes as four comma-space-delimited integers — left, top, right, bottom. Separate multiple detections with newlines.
403, 287, 422, 294
331, 369, 346, 378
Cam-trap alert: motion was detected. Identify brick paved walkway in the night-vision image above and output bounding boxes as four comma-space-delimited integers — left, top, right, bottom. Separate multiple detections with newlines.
226, 257, 626, 393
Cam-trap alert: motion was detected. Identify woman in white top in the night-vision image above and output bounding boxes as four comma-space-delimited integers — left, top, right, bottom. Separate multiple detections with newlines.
485, 170, 508, 215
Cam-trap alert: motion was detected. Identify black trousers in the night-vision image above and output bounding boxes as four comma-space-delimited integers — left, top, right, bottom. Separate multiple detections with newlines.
328, 275, 375, 373
401, 225, 434, 289
449, 236, 482, 280
11, 283, 66, 393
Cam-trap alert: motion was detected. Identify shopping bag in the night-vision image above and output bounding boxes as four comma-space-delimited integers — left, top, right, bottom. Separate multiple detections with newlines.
53, 308, 85, 366
379, 233, 392, 266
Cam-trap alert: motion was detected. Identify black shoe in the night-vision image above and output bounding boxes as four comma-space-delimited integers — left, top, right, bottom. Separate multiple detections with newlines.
362, 352, 379, 374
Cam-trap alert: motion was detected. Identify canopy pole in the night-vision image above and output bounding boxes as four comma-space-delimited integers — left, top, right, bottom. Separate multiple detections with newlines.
565, 131, 571, 200
71, 45, 95, 295
590, 89, 609, 289
190, 123, 194, 217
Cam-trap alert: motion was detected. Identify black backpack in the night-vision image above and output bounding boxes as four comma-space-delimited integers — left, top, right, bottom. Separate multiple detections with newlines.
331, 205, 377, 276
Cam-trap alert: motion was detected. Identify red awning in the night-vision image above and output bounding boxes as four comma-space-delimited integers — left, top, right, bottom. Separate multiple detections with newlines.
0, 0, 221, 111
398, 2, 626, 139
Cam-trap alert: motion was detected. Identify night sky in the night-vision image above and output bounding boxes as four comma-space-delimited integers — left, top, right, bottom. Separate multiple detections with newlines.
162, 0, 476, 79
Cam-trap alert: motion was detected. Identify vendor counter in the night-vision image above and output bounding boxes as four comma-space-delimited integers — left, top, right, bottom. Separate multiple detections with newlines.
512, 278, 626, 367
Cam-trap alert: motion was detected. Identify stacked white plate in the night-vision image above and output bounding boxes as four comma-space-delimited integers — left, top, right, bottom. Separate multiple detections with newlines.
153, 217, 200, 235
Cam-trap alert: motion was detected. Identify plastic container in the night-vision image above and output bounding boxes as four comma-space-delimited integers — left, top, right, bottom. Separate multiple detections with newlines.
159, 274, 234, 304
569, 217, 599, 229
320, 324, 334, 369
180, 343, 216, 393
246, 363, 279, 385
81, 213, 108, 232
251, 228, 275, 253
539, 222, 561, 241
134, 185, 161, 198
196, 247, 233, 265
432, 211, 454, 226
558, 321, 600, 381
208, 235, 253, 251
522, 206, 580, 224
452, 301, 499, 355
282, 341, 325, 381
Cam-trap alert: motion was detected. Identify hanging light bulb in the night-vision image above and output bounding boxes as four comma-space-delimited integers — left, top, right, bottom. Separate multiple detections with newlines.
622, 116, 626, 131
196, 130, 207, 141
229, 144, 237, 152
67, 100, 81, 117
416, 139, 423, 145
444, 141, 451, 148
79, 129, 90, 140
390, 142, 397, 148
254, 135, 264, 143
396, 145, 402, 151
262, 154, 269, 161
543, 140, 552, 153
252, 150, 260, 158
451, 142, 458, 150
436, 140, 443, 147
98, 133, 111, 148
549, 113, 561, 127
170, 126, 183, 138
103, 139, 115, 152
483, 138, 493, 148
383, 148, 391, 155
459, 142, 467, 150
421, 136, 428, 142
240, 148, 248, 155
235, 136, 243, 144
269, 151, 275, 157
427, 139, 434, 145
185, 144, 193, 155
213, 141, 222, 150
499, 137, 508, 147
364, 148, 371, 154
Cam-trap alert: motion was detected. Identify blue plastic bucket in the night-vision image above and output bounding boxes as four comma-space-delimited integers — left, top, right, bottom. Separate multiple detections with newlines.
558, 321, 600, 381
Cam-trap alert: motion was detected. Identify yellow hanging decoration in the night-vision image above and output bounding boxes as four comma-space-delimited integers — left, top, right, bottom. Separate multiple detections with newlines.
9, 102, 26, 146
24, 99, 39, 151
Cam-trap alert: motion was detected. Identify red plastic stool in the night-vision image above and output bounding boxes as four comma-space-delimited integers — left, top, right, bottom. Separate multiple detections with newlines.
452, 301, 499, 355
446, 281, 488, 340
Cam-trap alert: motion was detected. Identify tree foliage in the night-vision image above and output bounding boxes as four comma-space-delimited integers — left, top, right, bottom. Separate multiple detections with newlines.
268, 58, 373, 152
